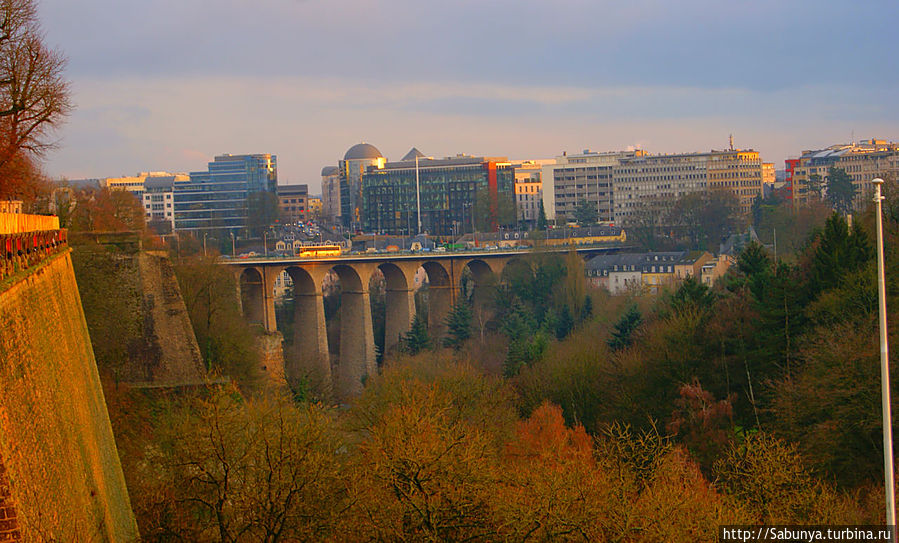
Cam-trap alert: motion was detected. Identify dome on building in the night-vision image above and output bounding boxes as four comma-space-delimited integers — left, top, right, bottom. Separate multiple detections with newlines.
343, 142, 383, 161
321, 165, 339, 176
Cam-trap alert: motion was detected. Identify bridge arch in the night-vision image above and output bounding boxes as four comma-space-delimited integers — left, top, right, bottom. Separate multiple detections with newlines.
376, 262, 417, 356
459, 258, 500, 310
328, 263, 377, 397
499, 256, 532, 285
239, 267, 265, 327
421, 260, 453, 337
282, 265, 331, 396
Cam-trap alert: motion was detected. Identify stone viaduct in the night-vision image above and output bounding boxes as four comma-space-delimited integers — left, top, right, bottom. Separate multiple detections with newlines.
224, 247, 619, 398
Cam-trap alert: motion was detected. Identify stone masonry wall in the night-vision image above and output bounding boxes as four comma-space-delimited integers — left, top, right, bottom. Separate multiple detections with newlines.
0, 455, 20, 542
71, 239, 206, 387
0, 249, 139, 541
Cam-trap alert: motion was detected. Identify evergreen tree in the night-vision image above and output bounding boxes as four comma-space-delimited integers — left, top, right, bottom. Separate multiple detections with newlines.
401, 312, 431, 355
580, 295, 593, 322
573, 199, 598, 226
809, 213, 873, 295
667, 275, 715, 315
554, 304, 574, 340
503, 330, 548, 377
608, 305, 643, 351
807, 173, 823, 199
825, 167, 857, 215
443, 301, 472, 350
737, 241, 772, 278
537, 200, 547, 230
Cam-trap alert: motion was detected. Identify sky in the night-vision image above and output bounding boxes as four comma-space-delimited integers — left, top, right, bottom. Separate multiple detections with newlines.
36, 0, 899, 193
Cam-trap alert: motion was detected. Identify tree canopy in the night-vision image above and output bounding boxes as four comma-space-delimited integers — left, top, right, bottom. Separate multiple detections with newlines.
825, 167, 857, 215
573, 199, 598, 226
0, 0, 71, 200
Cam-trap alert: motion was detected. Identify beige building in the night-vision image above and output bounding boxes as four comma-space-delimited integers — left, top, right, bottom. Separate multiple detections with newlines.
790, 139, 899, 210
308, 196, 322, 219
613, 152, 709, 225
105, 171, 188, 200
277, 184, 308, 224
612, 148, 764, 224
762, 162, 775, 191
587, 250, 725, 295
700, 254, 734, 286
707, 150, 764, 216
513, 160, 551, 227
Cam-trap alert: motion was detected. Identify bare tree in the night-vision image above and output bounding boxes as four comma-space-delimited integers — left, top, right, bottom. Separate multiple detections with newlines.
0, 0, 71, 199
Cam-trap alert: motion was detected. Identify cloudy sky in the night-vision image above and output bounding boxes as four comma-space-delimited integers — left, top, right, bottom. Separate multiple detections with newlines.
37, 0, 899, 192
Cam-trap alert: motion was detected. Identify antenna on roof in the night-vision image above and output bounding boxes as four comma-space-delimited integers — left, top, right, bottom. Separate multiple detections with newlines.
729, 134, 734, 151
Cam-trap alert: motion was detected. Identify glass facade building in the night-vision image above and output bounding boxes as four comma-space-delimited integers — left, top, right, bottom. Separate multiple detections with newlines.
361, 156, 513, 236
174, 154, 277, 233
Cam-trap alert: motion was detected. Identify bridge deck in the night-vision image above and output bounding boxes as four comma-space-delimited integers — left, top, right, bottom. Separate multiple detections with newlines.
220, 244, 631, 266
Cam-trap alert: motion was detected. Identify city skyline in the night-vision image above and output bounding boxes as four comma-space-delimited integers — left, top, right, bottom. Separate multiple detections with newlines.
36, 0, 899, 192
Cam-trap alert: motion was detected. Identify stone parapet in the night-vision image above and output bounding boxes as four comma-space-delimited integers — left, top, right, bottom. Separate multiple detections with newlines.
0, 212, 58, 235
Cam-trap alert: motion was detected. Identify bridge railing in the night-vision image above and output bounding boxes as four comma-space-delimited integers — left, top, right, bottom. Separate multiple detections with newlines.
0, 229, 68, 282
218, 241, 629, 262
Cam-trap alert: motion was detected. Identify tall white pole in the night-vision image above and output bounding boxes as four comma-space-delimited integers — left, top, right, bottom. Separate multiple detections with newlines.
415, 155, 422, 235
874, 177, 896, 536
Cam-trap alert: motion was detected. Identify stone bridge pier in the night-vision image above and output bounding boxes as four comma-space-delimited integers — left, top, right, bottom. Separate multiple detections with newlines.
380, 262, 419, 354
284, 264, 331, 393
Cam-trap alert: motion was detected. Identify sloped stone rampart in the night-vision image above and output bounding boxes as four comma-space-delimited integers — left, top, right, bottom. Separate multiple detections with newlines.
0, 249, 139, 541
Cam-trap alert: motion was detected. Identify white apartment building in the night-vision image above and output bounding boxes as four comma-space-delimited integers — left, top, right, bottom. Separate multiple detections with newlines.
141, 176, 182, 231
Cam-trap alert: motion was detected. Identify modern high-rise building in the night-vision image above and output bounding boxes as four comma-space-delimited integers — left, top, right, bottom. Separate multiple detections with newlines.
174, 153, 277, 233
361, 151, 514, 236
339, 143, 386, 230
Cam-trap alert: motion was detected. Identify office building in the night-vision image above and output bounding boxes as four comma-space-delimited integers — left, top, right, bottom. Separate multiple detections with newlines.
542, 149, 646, 224
321, 166, 340, 224
789, 139, 899, 210
513, 160, 552, 228
174, 153, 277, 233
142, 176, 178, 232
339, 143, 386, 230
361, 151, 514, 236
277, 184, 309, 224
612, 148, 765, 224
101, 171, 187, 202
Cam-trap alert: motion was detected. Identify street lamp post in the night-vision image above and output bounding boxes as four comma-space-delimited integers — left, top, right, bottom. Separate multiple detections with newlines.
264, 231, 268, 257
203, 232, 207, 257
230, 231, 235, 257
874, 177, 896, 538
415, 155, 422, 235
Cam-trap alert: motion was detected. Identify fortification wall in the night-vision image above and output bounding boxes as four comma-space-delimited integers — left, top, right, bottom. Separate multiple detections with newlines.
135, 251, 205, 385
0, 249, 139, 541
71, 237, 206, 386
